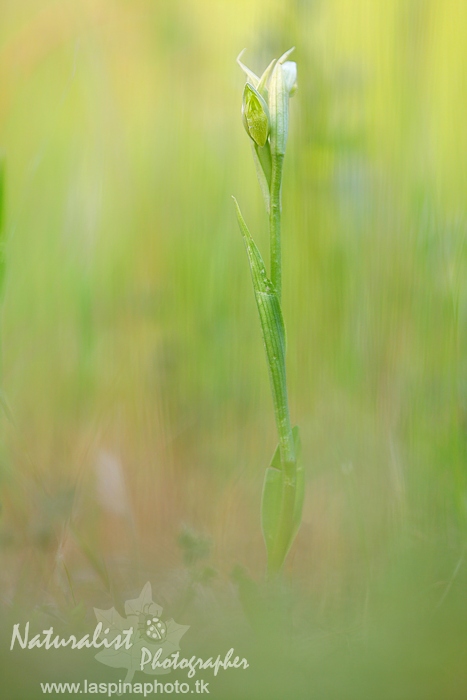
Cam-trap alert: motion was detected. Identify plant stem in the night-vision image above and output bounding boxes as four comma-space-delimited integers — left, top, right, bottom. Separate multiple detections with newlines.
269, 153, 284, 302
268, 152, 294, 466
267, 152, 298, 574
237, 49, 303, 576
269, 367, 296, 575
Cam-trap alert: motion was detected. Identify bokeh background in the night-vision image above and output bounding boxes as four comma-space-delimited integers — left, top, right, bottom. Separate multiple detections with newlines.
1, 0, 467, 697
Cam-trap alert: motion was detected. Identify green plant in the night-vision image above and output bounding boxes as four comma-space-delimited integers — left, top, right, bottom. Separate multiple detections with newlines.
233, 49, 304, 575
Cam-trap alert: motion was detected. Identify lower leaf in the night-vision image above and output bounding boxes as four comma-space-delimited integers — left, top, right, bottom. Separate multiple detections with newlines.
261, 426, 304, 570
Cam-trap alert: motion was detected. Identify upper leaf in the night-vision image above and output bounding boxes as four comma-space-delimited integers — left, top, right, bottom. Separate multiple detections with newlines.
236, 49, 260, 87
237, 51, 276, 100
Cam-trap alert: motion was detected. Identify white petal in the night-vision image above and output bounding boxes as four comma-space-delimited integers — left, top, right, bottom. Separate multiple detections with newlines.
282, 61, 297, 94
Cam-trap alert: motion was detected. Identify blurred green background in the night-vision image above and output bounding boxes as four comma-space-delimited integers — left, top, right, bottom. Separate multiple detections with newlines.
1, 0, 467, 697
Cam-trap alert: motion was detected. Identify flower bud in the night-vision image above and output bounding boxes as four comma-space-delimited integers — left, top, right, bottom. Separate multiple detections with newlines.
268, 62, 288, 156
242, 83, 270, 148
282, 61, 298, 96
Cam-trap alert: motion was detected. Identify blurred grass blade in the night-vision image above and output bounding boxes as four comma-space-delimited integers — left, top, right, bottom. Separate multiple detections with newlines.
0, 156, 5, 299
0, 156, 4, 230
291, 426, 304, 538
231, 565, 269, 632
0, 389, 15, 425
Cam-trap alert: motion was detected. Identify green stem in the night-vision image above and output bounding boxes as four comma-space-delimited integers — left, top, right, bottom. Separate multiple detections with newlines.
267, 152, 297, 574
268, 352, 296, 575
269, 153, 284, 302
268, 152, 294, 467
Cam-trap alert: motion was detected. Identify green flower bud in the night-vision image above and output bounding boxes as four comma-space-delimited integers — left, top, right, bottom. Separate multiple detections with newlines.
242, 82, 270, 148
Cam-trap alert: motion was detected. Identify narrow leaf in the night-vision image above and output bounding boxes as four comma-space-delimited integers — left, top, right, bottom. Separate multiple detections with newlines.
257, 58, 276, 99
236, 49, 260, 87
277, 47, 295, 64
232, 198, 292, 463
